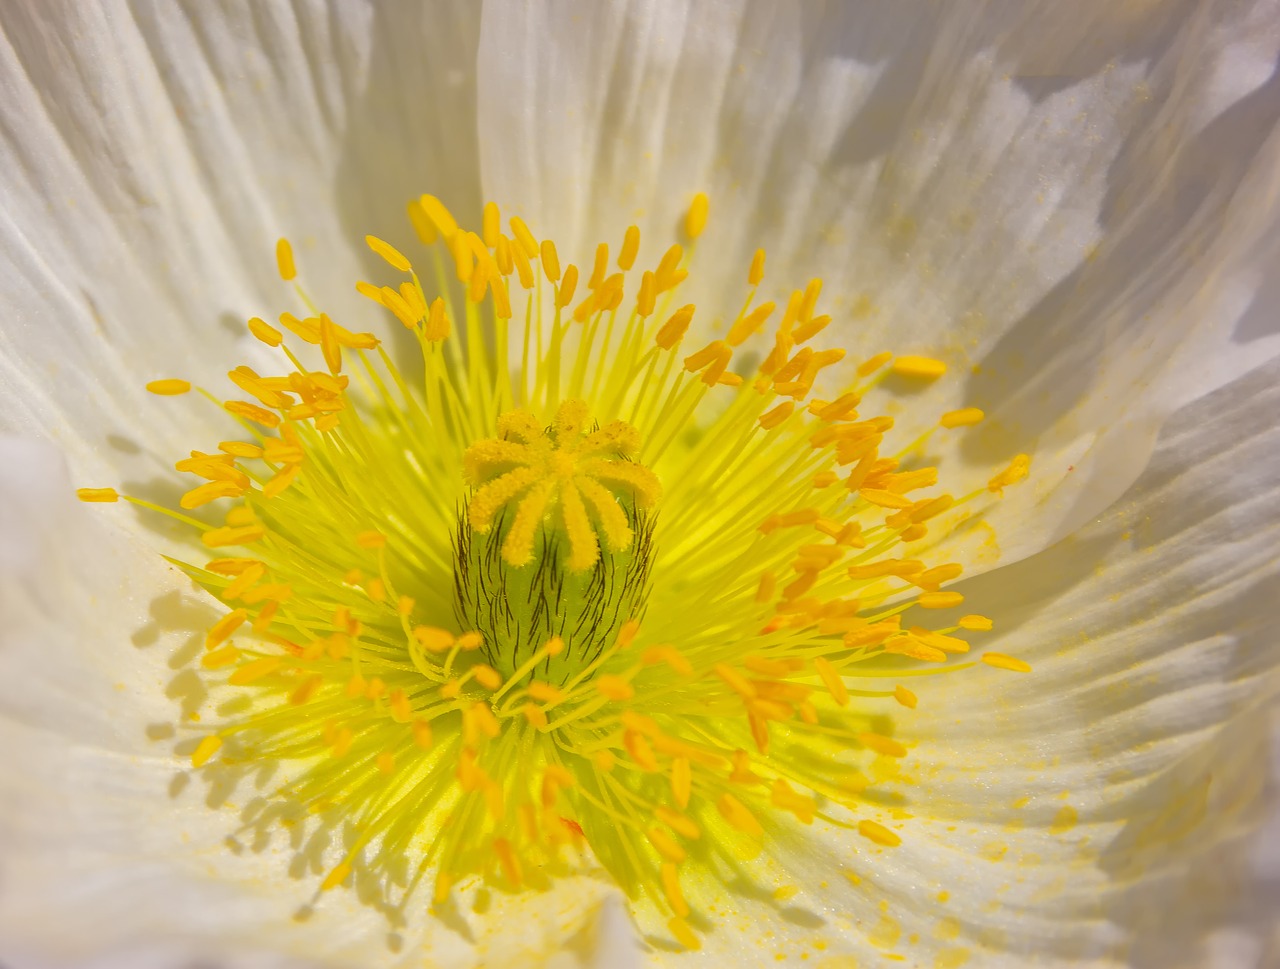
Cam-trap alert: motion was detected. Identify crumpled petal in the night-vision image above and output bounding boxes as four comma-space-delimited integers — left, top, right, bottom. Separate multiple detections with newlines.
477, 0, 1280, 572
661, 354, 1280, 966
0, 0, 482, 483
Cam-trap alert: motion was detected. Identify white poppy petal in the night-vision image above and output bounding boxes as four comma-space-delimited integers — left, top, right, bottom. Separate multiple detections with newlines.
477, 0, 1280, 571
662, 354, 1280, 965
0, 1, 482, 483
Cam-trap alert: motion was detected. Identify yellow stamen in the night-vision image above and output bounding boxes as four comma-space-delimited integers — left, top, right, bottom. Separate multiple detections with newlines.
191, 735, 223, 768
76, 487, 119, 503
982, 653, 1032, 673
146, 379, 191, 396
685, 192, 709, 239
891, 355, 947, 379
857, 819, 901, 847
275, 238, 296, 281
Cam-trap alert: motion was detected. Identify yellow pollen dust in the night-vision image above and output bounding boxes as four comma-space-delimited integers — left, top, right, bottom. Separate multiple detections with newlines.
77, 189, 1034, 953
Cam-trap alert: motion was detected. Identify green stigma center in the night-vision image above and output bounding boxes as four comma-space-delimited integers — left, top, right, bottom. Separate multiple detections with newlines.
454, 401, 657, 683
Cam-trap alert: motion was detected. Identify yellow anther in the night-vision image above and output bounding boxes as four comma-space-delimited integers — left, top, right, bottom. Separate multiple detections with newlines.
637, 270, 657, 317
983, 653, 1032, 673
727, 301, 775, 347
685, 192, 709, 239
596, 675, 634, 701
191, 735, 223, 768
425, 297, 450, 342
654, 304, 694, 350
587, 242, 609, 290
201, 646, 239, 669
859, 488, 914, 510
799, 277, 822, 322
858, 819, 901, 847
76, 487, 119, 503
648, 826, 687, 862
246, 316, 283, 347
892, 355, 947, 379
365, 234, 411, 273
908, 627, 968, 654
512, 241, 534, 289
481, 201, 501, 248
668, 917, 701, 951
205, 609, 248, 650
913, 563, 963, 590
473, 665, 503, 690
406, 198, 438, 245
540, 239, 561, 283
748, 248, 765, 286
959, 614, 993, 631
989, 453, 1031, 493
225, 400, 280, 429
625, 730, 659, 772
449, 232, 474, 283
463, 702, 501, 744
661, 863, 689, 918
495, 235, 513, 275
793, 314, 832, 345
522, 703, 548, 728
894, 684, 919, 708
713, 663, 756, 700
556, 264, 579, 309
813, 656, 848, 706
380, 286, 419, 328
526, 681, 564, 704
883, 634, 946, 663
413, 626, 455, 653
941, 407, 984, 428
146, 378, 191, 396
655, 243, 683, 289
618, 224, 641, 270
717, 792, 764, 838
202, 524, 265, 548
857, 351, 893, 376
321, 862, 351, 892
771, 778, 816, 824
290, 674, 323, 705
859, 733, 908, 758
757, 401, 794, 432
918, 591, 964, 609
275, 238, 297, 281
228, 656, 283, 685
420, 194, 458, 238
412, 719, 433, 749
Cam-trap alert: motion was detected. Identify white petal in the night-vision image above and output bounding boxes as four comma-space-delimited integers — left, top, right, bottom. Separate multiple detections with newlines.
477, 0, 1280, 569
662, 354, 1280, 965
0, 1, 482, 483
0, 440, 633, 968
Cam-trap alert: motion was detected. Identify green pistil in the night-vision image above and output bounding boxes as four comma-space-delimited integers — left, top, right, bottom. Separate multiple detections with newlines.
452, 498, 654, 683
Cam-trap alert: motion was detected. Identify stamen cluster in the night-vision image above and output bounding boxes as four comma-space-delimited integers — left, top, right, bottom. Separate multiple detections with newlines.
80, 192, 1030, 950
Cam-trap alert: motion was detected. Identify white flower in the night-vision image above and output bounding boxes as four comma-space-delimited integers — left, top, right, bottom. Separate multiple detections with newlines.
2, 3, 1279, 967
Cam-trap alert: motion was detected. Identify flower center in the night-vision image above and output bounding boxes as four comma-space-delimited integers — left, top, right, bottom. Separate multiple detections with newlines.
456, 401, 658, 683
79, 192, 1033, 951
